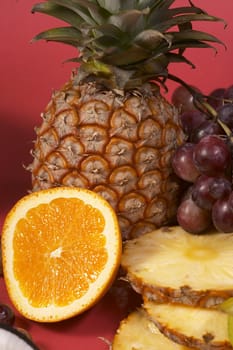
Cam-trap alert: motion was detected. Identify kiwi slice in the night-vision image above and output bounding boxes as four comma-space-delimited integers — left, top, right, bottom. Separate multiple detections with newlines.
0, 323, 39, 350
219, 298, 233, 346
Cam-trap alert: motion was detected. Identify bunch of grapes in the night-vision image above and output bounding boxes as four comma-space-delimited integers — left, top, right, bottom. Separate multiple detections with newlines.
171, 85, 233, 234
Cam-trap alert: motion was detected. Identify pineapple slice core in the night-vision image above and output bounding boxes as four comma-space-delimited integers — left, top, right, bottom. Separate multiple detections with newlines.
185, 244, 218, 261
122, 227, 233, 291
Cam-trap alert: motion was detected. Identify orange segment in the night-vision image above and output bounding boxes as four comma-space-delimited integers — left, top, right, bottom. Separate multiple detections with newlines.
1, 187, 121, 322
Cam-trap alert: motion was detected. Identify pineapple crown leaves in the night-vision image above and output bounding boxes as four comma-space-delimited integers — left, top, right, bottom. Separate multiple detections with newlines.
31, 0, 227, 90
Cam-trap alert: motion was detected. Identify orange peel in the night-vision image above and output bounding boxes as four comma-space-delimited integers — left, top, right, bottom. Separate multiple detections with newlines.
1, 187, 121, 322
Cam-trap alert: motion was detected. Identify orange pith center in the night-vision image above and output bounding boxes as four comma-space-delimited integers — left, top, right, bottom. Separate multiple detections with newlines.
13, 197, 107, 308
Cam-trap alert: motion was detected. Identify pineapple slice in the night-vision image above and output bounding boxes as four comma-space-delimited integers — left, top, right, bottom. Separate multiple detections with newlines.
121, 226, 233, 307
112, 308, 192, 350
144, 300, 232, 350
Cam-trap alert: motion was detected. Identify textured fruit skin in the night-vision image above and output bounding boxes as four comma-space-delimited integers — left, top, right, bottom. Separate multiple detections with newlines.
29, 75, 185, 239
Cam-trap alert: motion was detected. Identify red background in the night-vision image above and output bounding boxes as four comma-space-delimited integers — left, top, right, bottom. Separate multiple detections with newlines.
0, 1, 233, 349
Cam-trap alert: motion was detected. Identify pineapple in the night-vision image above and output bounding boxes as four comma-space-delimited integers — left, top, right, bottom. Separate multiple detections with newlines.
121, 226, 233, 307
112, 308, 192, 350
144, 300, 232, 350
29, 0, 223, 239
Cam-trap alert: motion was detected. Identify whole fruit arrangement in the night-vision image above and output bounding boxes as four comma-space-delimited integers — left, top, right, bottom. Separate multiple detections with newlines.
172, 84, 233, 234
28, 0, 225, 239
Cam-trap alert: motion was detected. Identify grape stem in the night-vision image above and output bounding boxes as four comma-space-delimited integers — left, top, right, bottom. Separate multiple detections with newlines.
167, 73, 233, 138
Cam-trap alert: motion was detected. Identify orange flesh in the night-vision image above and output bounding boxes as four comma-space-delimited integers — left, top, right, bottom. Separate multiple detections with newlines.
13, 197, 107, 307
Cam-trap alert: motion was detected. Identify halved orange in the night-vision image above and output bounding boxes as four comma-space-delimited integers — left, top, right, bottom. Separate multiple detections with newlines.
1, 187, 121, 322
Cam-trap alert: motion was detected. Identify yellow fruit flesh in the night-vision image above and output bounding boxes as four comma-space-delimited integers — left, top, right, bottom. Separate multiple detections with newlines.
144, 301, 231, 349
13, 197, 107, 307
2, 187, 122, 322
122, 227, 233, 291
112, 309, 192, 350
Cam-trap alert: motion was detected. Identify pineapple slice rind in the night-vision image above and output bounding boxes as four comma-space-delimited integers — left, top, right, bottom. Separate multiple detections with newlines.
121, 226, 233, 307
144, 300, 233, 350
112, 308, 192, 350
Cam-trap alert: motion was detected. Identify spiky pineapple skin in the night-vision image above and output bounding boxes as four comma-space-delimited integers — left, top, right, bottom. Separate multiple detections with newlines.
29, 72, 184, 239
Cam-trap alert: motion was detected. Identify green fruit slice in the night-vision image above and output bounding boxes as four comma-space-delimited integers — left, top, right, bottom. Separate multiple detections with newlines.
219, 298, 233, 346
228, 315, 233, 347
220, 297, 233, 314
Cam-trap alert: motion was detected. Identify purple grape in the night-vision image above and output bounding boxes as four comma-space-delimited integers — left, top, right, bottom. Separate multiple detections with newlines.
209, 177, 232, 200
108, 279, 142, 313
212, 196, 233, 233
229, 192, 233, 211
172, 143, 200, 182
224, 85, 233, 101
192, 175, 232, 211
0, 304, 15, 326
217, 103, 233, 132
179, 110, 207, 136
171, 85, 201, 113
177, 196, 211, 234
207, 88, 225, 109
192, 175, 216, 210
190, 120, 224, 143
193, 135, 231, 176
